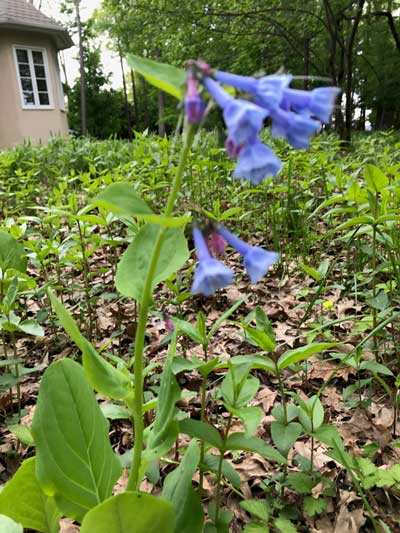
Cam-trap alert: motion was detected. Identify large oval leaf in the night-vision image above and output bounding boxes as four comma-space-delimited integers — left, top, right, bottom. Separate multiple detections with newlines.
31, 359, 122, 522
80, 492, 175, 533
116, 224, 189, 302
0, 232, 27, 272
127, 54, 186, 99
277, 343, 336, 371
0, 457, 60, 533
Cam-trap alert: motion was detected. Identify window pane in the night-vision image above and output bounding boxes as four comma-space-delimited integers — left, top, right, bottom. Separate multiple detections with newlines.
23, 92, 35, 105
16, 49, 28, 63
18, 63, 31, 77
39, 92, 49, 105
21, 78, 33, 91
32, 51, 44, 65
36, 79, 48, 92
34, 65, 45, 78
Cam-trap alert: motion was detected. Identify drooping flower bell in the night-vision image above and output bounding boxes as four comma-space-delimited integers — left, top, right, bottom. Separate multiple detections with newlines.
269, 107, 321, 149
281, 87, 341, 124
234, 137, 282, 183
191, 226, 234, 296
202, 76, 268, 152
185, 70, 206, 124
216, 225, 279, 283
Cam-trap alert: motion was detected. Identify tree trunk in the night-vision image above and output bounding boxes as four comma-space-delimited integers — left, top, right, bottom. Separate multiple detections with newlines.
158, 90, 165, 137
130, 69, 139, 128
141, 77, 149, 130
118, 47, 132, 140
74, 0, 87, 135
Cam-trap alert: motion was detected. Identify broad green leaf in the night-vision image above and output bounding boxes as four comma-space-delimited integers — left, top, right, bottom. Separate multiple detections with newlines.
240, 499, 270, 522
127, 54, 186, 99
174, 318, 205, 344
224, 433, 286, 464
364, 164, 389, 193
232, 406, 263, 437
80, 492, 175, 533
48, 291, 131, 400
312, 424, 342, 448
116, 224, 189, 302
270, 422, 302, 456
0, 458, 60, 533
8, 424, 34, 446
360, 360, 393, 376
277, 343, 336, 371
31, 359, 122, 522
202, 454, 241, 489
144, 333, 181, 462
93, 182, 153, 218
17, 319, 44, 336
0, 515, 23, 533
179, 418, 223, 450
3, 276, 19, 313
243, 523, 268, 533
0, 232, 27, 272
217, 354, 275, 373
162, 440, 204, 533
244, 326, 275, 352
300, 264, 321, 281
100, 403, 130, 420
298, 396, 324, 433
271, 404, 299, 424
221, 371, 259, 409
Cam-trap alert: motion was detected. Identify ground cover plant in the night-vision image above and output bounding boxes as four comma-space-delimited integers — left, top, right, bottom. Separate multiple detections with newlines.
0, 57, 400, 533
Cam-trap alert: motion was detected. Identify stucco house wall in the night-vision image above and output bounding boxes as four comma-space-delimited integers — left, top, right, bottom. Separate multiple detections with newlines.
0, 29, 68, 148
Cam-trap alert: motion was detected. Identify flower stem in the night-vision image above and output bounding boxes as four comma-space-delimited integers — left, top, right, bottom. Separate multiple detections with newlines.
126, 125, 195, 492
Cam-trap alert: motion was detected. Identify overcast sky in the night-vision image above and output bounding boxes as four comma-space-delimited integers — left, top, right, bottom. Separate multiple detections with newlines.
36, 0, 124, 88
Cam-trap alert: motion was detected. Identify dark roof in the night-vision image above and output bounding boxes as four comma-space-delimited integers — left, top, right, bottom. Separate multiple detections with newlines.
0, 0, 73, 50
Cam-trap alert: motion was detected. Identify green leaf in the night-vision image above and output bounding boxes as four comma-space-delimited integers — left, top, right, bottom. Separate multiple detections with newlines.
8, 424, 34, 446
312, 424, 343, 448
48, 291, 131, 400
202, 454, 241, 489
277, 343, 335, 371
31, 359, 122, 522
17, 319, 44, 336
274, 518, 297, 533
144, 333, 181, 462
93, 183, 153, 218
0, 232, 27, 272
243, 523, 268, 533
299, 264, 322, 281
80, 492, 175, 533
116, 224, 189, 302
3, 276, 19, 313
127, 54, 186, 99
174, 318, 205, 345
233, 406, 263, 437
100, 403, 130, 420
162, 440, 204, 533
179, 419, 223, 450
221, 370, 259, 409
286, 472, 313, 494
0, 515, 23, 533
366, 291, 389, 311
0, 458, 60, 533
224, 433, 287, 464
298, 396, 324, 433
244, 326, 275, 352
217, 354, 275, 373
270, 422, 302, 456
360, 360, 393, 376
240, 499, 270, 521
303, 496, 327, 517
364, 164, 389, 193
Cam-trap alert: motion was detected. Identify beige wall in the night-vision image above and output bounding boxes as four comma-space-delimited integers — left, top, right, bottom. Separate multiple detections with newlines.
0, 29, 69, 148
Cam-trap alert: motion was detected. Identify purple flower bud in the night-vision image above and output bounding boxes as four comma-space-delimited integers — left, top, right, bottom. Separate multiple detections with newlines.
192, 227, 234, 296
233, 139, 282, 184
208, 230, 227, 256
216, 225, 279, 284
163, 313, 175, 332
185, 74, 206, 124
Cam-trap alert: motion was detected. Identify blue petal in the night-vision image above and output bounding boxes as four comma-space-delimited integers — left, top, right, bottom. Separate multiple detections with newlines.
233, 141, 282, 184
191, 259, 234, 296
243, 248, 279, 283
310, 87, 341, 123
223, 100, 268, 146
256, 74, 292, 110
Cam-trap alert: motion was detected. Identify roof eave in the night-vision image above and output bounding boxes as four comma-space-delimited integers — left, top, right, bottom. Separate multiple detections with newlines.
0, 22, 74, 50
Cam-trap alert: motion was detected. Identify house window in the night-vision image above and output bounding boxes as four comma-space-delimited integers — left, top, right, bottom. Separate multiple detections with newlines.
13, 46, 53, 109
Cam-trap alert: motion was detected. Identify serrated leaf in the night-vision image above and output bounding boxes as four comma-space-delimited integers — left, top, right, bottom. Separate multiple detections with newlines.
274, 517, 297, 533
286, 472, 313, 494
240, 499, 270, 521
80, 492, 175, 532
127, 54, 186, 99
31, 359, 122, 522
303, 496, 327, 517
0, 458, 60, 533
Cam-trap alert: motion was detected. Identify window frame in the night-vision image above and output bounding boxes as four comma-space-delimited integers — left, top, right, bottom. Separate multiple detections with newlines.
12, 45, 54, 110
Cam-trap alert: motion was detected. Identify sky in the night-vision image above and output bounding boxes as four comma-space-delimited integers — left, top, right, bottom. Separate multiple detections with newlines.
36, 0, 124, 88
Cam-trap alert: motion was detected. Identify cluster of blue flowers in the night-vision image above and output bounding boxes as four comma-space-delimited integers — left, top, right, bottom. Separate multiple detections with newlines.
185, 63, 339, 296
191, 225, 279, 297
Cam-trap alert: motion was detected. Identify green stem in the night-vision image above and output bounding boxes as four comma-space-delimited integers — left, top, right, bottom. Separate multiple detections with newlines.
215, 413, 233, 524
126, 125, 195, 492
